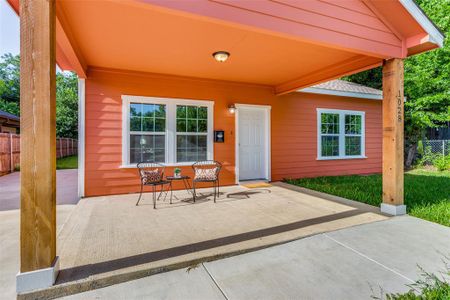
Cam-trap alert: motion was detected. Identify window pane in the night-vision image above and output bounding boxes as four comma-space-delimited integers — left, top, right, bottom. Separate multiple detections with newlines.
130, 134, 150, 148
130, 103, 166, 133
177, 105, 208, 133
177, 106, 186, 118
187, 106, 197, 119
198, 135, 207, 146
187, 119, 197, 132
129, 134, 165, 163
176, 120, 186, 132
155, 118, 165, 132
177, 134, 207, 162
154, 149, 165, 163
142, 104, 155, 118
321, 136, 339, 157
197, 136, 207, 161
130, 103, 142, 117
345, 136, 361, 156
345, 115, 362, 134
187, 135, 197, 148
155, 105, 165, 118
177, 135, 187, 148
198, 107, 207, 119
130, 117, 141, 131
142, 118, 154, 132
154, 135, 165, 149
198, 120, 207, 132
321, 113, 339, 134
130, 148, 142, 165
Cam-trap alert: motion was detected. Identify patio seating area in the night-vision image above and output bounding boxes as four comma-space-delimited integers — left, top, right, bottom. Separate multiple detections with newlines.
39, 182, 389, 298
136, 160, 222, 208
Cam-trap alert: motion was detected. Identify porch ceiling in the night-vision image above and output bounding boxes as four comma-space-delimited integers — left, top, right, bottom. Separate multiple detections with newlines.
58, 0, 365, 88
7, 0, 443, 94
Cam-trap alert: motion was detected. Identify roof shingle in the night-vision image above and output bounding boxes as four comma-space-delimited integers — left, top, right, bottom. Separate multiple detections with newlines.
299, 79, 382, 100
0, 110, 20, 121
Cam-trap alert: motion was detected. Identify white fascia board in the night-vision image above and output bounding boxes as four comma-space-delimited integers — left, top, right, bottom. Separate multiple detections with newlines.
399, 0, 444, 48
298, 87, 382, 100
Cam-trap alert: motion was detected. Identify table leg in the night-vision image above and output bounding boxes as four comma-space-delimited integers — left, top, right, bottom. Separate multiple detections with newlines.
183, 178, 195, 202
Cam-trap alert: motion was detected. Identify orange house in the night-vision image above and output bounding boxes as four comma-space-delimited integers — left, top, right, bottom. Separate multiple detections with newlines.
83, 75, 384, 197
7, 0, 444, 293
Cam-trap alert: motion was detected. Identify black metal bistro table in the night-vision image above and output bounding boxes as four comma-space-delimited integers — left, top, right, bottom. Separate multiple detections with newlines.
166, 175, 193, 201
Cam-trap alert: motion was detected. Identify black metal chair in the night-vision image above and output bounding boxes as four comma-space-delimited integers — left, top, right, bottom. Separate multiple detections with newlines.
136, 162, 172, 209
192, 160, 222, 203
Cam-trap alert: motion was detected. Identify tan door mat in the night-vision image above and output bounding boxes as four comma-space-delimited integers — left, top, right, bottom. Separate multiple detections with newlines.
241, 182, 272, 188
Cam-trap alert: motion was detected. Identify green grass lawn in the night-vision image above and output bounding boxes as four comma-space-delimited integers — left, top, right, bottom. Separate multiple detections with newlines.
56, 155, 78, 170
285, 169, 450, 227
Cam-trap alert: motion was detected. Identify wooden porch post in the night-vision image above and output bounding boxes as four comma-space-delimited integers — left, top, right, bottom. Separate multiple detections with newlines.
17, 0, 58, 293
381, 58, 406, 215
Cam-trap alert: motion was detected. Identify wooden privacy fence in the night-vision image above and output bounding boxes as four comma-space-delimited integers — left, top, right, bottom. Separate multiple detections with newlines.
0, 133, 77, 175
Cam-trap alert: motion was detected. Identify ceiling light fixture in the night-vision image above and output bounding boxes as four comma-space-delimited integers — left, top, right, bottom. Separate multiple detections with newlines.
213, 51, 230, 62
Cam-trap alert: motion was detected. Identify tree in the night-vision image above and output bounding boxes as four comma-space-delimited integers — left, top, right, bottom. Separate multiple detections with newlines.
344, 0, 450, 167
0, 53, 20, 116
0, 53, 20, 103
0, 53, 79, 138
56, 72, 78, 138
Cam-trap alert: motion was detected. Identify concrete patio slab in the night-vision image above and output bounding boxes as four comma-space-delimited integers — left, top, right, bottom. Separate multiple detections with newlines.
21, 182, 388, 299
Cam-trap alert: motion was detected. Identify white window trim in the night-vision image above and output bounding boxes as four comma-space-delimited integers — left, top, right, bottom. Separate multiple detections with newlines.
317, 108, 366, 160
121, 95, 214, 168
77, 79, 85, 197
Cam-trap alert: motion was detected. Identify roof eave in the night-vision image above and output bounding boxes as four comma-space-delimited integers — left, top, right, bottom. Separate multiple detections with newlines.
400, 0, 445, 49
298, 87, 383, 100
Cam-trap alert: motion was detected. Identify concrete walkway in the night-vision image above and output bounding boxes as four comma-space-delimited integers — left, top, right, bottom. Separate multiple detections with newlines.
64, 216, 450, 300
0, 169, 79, 300
0, 169, 79, 211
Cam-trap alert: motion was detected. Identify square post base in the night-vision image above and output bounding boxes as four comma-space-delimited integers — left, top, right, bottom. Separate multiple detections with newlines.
16, 256, 59, 294
380, 203, 407, 216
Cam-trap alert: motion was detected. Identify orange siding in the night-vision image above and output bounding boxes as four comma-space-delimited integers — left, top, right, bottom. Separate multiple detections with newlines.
84, 68, 381, 197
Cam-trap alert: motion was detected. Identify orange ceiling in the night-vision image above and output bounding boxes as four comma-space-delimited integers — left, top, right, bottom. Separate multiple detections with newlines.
58, 0, 367, 86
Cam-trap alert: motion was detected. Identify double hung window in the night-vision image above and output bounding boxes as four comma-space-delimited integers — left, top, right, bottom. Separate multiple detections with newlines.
317, 109, 365, 159
123, 96, 213, 166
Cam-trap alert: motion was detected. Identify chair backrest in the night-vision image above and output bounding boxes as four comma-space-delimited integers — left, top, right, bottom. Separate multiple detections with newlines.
137, 162, 165, 183
192, 160, 222, 180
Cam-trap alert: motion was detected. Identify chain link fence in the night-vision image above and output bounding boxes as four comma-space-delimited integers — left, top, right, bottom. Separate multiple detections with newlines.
417, 139, 450, 168
421, 139, 450, 157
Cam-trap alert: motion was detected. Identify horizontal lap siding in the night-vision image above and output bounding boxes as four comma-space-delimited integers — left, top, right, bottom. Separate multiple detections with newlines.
84, 69, 381, 197
272, 93, 382, 180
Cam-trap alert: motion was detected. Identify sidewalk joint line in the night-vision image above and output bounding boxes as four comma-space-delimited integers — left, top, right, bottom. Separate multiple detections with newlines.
324, 233, 415, 283
202, 263, 229, 300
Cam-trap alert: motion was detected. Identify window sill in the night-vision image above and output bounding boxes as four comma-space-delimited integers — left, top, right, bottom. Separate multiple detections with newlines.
316, 155, 367, 161
119, 162, 198, 169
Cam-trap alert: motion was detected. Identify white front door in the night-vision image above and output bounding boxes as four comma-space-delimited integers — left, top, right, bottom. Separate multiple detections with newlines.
238, 106, 268, 181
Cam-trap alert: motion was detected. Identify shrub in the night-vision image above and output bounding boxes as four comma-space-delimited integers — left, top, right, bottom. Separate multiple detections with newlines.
432, 155, 450, 171
374, 264, 450, 300
417, 146, 436, 166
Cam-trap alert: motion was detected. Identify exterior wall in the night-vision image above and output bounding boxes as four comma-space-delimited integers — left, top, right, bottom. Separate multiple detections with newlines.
84, 68, 381, 197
